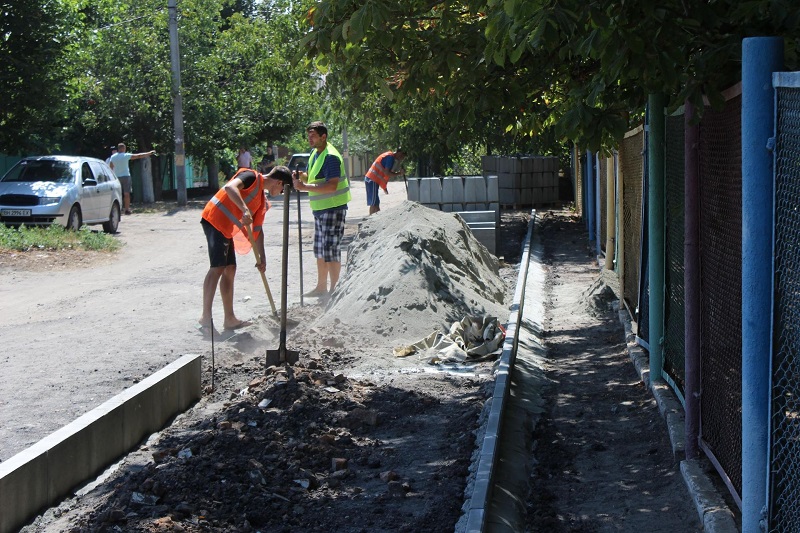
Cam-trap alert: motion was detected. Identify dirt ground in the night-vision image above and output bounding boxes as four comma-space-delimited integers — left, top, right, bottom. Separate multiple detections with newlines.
522, 212, 703, 532
1, 186, 705, 532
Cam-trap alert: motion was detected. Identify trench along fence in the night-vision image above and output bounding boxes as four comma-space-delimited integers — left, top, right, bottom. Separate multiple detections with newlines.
580, 68, 800, 527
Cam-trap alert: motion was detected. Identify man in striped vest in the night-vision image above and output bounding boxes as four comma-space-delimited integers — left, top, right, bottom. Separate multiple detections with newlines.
292, 121, 351, 298
198, 165, 291, 335
364, 148, 406, 215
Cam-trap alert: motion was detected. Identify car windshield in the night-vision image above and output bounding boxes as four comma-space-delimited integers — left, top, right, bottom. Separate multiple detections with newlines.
289, 155, 309, 171
1, 160, 76, 184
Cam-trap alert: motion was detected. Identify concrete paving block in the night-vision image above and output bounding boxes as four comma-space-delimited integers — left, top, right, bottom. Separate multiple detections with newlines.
499, 188, 516, 204
442, 176, 464, 204
521, 173, 534, 189
533, 157, 544, 172
497, 172, 514, 189
521, 157, 534, 173
463, 177, 479, 204
0, 354, 201, 533
481, 155, 497, 172
486, 176, 498, 203
0, 445, 49, 533
464, 176, 488, 204
680, 459, 740, 533
406, 178, 420, 202
457, 211, 496, 224
520, 188, 533, 205
509, 157, 523, 174
496, 157, 509, 173
469, 227, 496, 254
428, 178, 443, 203
419, 178, 431, 204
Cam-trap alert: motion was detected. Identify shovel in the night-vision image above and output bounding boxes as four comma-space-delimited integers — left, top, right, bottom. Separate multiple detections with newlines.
266, 183, 300, 367
244, 224, 278, 319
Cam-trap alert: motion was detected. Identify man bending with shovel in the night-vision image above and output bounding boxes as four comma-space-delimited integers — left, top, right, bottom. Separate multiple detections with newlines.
198, 165, 292, 335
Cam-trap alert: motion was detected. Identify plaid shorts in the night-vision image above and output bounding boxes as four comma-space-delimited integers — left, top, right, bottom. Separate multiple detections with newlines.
313, 209, 347, 262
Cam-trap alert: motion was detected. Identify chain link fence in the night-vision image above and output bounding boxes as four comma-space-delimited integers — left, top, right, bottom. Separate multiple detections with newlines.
769, 82, 800, 532
698, 93, 743, 503
663, 111, 687, 398
619, 127, 644, 323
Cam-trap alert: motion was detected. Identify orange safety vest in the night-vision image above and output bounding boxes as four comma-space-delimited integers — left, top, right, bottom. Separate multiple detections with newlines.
201, 168, 267, 241
365, 151, 394, 192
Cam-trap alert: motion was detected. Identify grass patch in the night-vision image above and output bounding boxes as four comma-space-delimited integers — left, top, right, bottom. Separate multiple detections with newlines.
0, 224, 121, 252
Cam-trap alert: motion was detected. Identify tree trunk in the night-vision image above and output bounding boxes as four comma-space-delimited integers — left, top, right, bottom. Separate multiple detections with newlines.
153, 155, 163, 201
207, 158, 220, 191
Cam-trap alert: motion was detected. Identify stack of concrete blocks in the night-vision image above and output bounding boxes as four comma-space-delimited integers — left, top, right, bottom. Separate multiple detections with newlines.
405, 176, 499, 255
482, 155, 560, 207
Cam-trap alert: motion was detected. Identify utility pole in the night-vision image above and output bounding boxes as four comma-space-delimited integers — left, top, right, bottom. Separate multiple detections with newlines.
168, 0, 187, 205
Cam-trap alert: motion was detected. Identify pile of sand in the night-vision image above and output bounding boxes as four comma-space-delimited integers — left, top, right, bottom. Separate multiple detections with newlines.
311, 201, 508, 345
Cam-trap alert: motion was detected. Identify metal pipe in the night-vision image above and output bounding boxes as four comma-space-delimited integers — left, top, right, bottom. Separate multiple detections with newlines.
605, 155, 615, 270
683, 99, 701, 460
741, 36, 783, 533
647, 93, 666, 381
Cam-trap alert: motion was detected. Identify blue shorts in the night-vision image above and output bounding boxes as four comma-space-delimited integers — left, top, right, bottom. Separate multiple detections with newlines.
202, 219, 236, 268
365, 177, 380, 207
313, 209, 346, 262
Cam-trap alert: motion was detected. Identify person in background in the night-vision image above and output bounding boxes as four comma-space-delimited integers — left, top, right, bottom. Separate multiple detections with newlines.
105, 145, 117, 165
258, 146, 276, 173
198, 165, 292, 335
237, 145, 253, 169
109, 143, 155, 215
292, 121, 351, 298
364, 148, 406, 215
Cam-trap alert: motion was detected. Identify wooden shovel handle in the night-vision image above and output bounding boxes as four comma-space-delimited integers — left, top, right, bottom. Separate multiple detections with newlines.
244, 224, 277, 317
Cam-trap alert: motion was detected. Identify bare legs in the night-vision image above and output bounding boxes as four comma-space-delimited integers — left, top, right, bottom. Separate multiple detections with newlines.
311, 258, 341, 295
123, 192, 131, 214
200, 264, 247, 330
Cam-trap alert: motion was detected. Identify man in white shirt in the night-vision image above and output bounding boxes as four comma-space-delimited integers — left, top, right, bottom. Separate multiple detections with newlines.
109, 143, 155, 215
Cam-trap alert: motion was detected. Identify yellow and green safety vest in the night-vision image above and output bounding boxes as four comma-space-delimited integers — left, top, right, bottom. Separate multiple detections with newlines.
307, 143, 351, 211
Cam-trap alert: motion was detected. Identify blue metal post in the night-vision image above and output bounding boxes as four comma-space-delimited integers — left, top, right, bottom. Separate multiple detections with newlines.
647, 94, 665, 380
741, 36, 783, 533
684, 99, 701, 460
586, 150, 595, 242
596, 153, 602, 258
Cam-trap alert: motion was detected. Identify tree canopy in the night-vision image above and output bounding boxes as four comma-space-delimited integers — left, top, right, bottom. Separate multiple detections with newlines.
0, 0, 318, 168
3, 0, 799, 172
301, 0, 800, 153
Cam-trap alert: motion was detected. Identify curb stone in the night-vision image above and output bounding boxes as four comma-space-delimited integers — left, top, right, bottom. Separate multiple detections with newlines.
616, 303, 740, 533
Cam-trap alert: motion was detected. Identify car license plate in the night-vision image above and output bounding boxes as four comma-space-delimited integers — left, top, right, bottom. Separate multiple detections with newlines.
1, 209, 31, 217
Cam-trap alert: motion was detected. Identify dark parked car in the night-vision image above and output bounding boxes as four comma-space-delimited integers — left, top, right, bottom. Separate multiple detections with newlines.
0, 156, 122, 233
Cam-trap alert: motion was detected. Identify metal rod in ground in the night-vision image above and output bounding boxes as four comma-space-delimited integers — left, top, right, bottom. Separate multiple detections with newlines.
296, 180, 304, 306
210, 317, 215, 391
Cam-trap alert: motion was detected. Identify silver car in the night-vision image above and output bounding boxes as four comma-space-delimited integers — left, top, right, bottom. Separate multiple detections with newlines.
0, 156, 123, 233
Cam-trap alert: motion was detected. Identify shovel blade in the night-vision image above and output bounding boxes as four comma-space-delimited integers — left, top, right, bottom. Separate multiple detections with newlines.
266, 348, 300, 368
